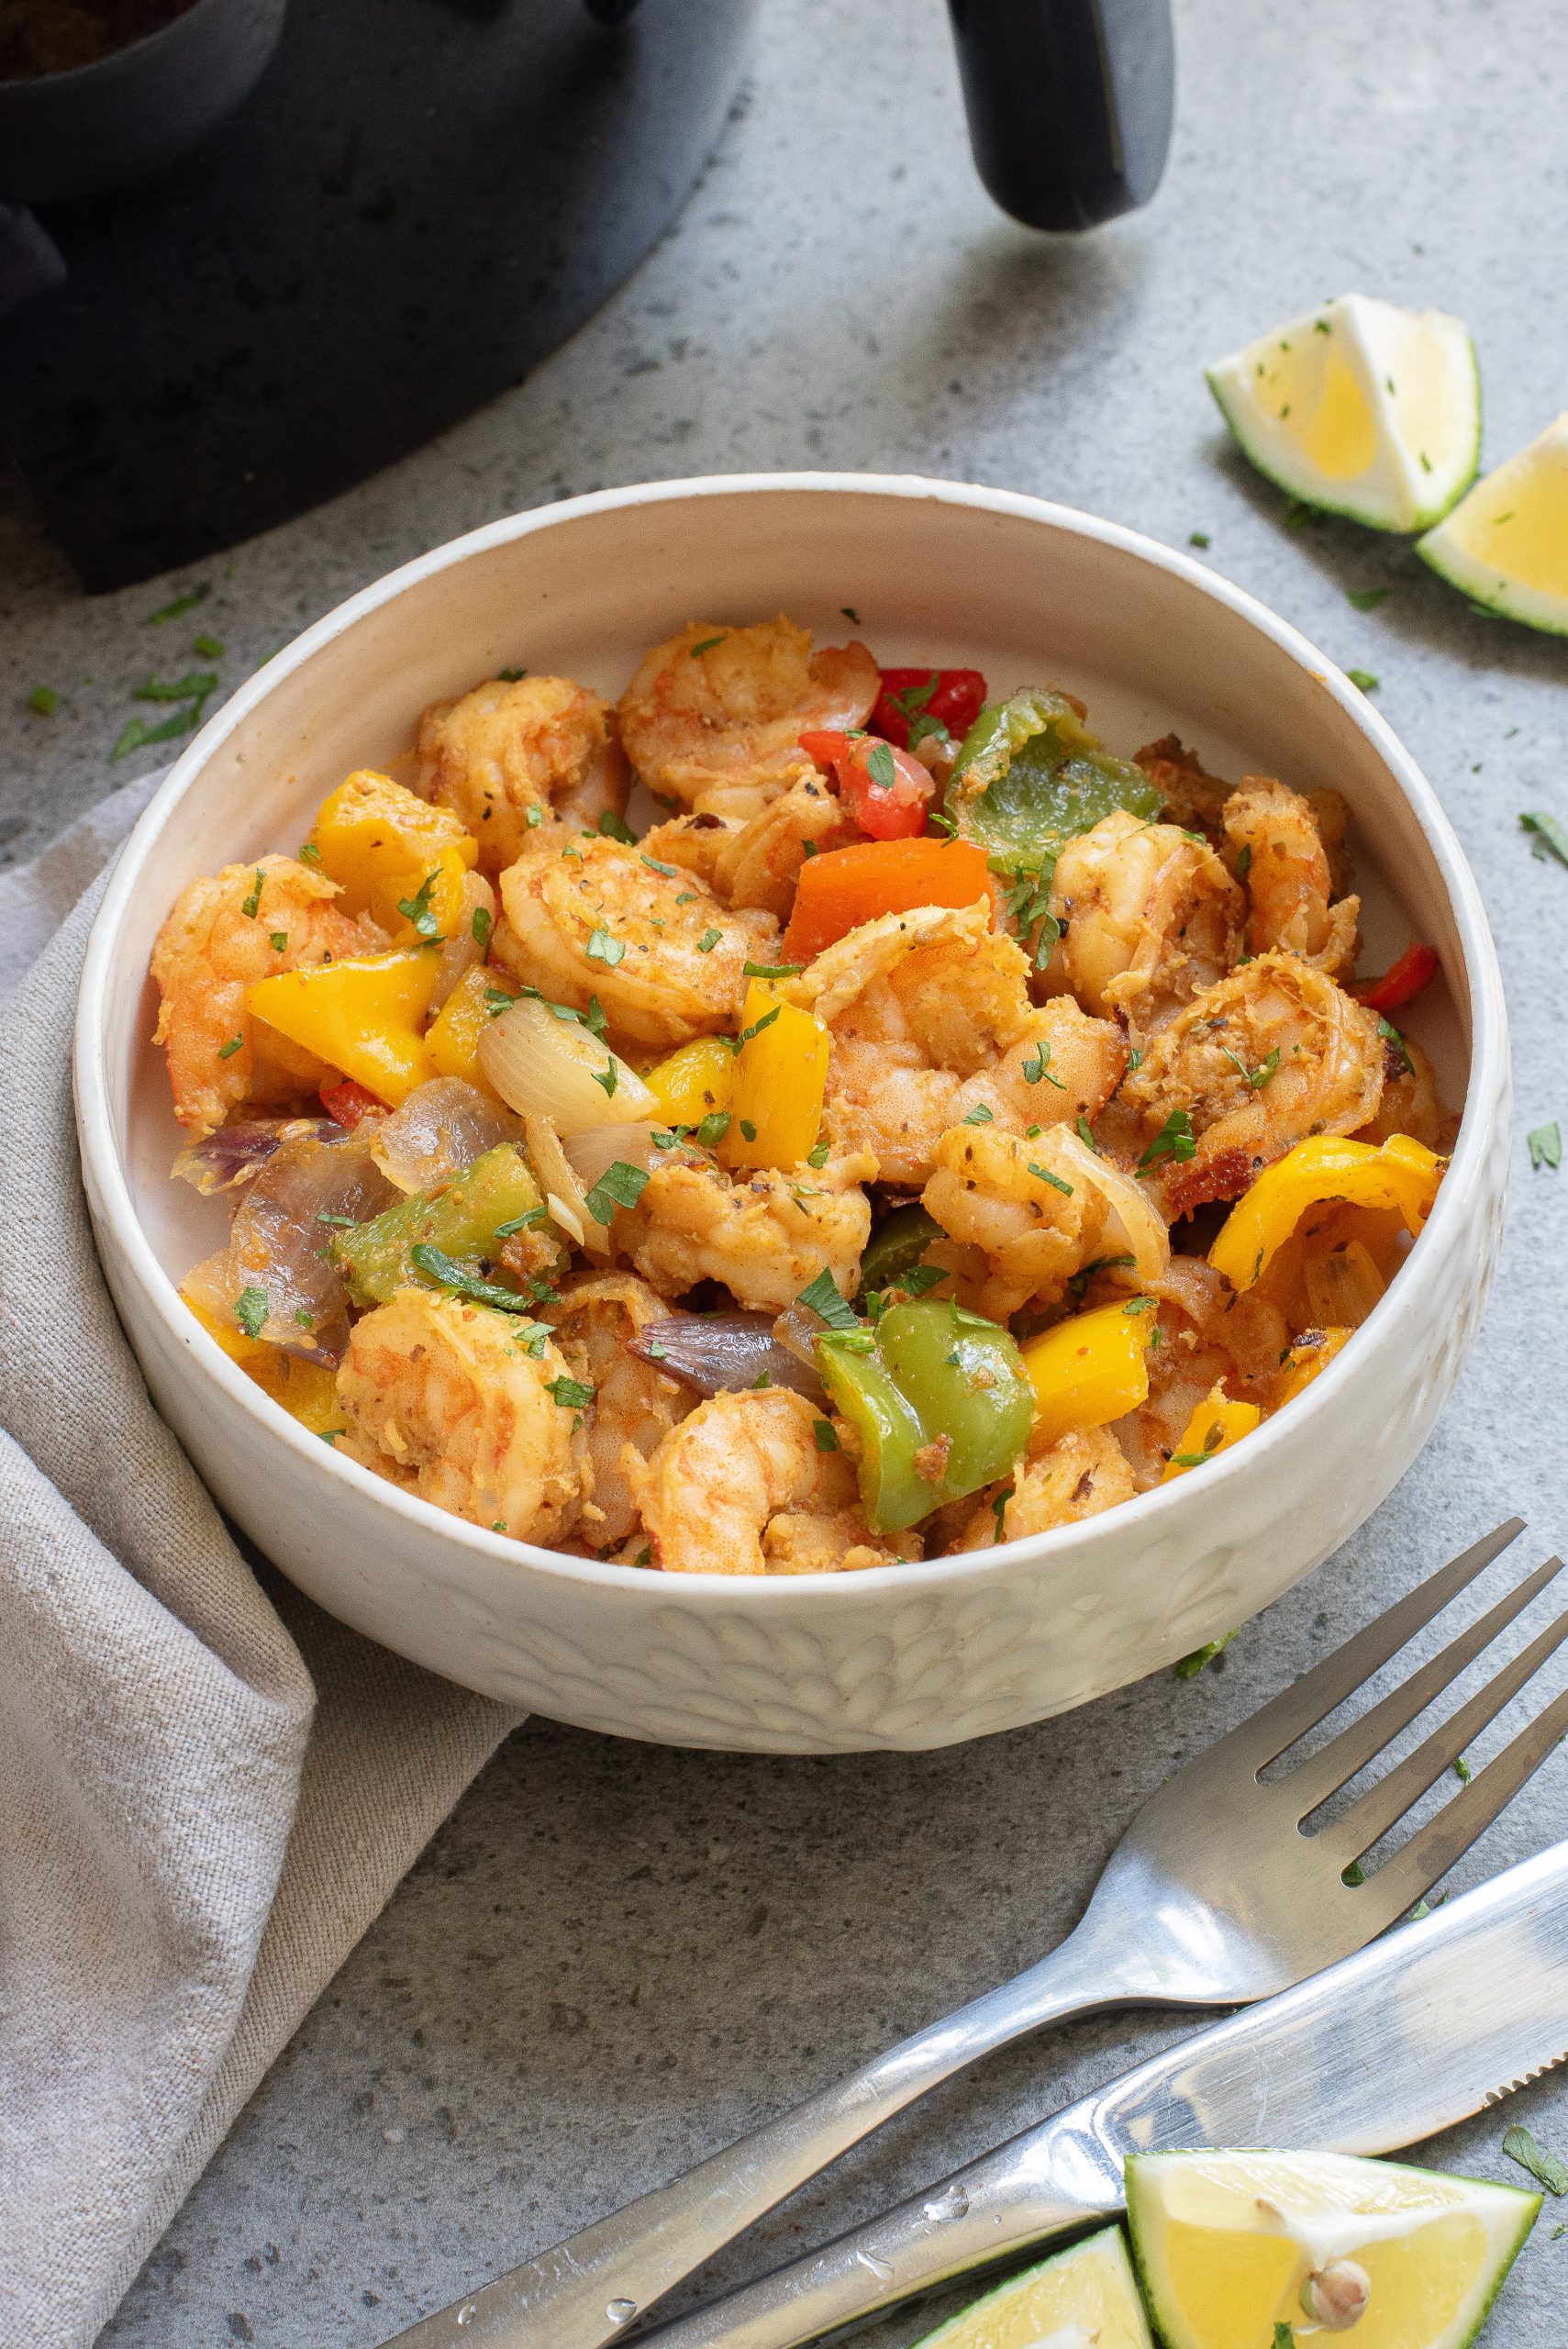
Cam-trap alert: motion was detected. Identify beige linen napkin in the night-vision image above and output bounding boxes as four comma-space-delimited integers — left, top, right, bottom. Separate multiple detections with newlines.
0, 779, 523, 2349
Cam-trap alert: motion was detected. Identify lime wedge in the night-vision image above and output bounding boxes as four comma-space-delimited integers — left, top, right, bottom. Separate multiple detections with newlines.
1417, 412, 1568, 632
1207, 294, 1480, 531
912, 2228, 1152, 2349
1126, 2148, 1539, 2349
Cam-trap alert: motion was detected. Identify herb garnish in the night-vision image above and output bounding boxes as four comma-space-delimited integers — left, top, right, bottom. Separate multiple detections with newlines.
192, 632, 225, 659
729, 1003, 782, 1052
546, 1374, 595, 1410
1235, 842, 1252, 879
1068, 1252, 1135, 1300
1076, 1115, 1098, 1151
1173, 1630, 1238, 1679
1030, 1163, 1073, 1197
813, 1419, 840, 1453
234, 1286, 268, 1339
840, 607, 861, 623
408, 1244, 553, 1324
695, 1109, 731, 1148
641, 852, 680, 877
395, 870, 442, 941
217, 1034, 244, 1060
743, 960, 805, 979
1348, 587, 1389, 611
597, 809, 638, 844
695, 928, 722, 953
147, 584, 209, 625
1188, 530, 1211, 550
797, 1267, 860, 1331
1521, 811, 1568, 869
269, 931, 288, 952
806, 1141, 831, 1168
471, 905, 494, 951
1504, 2124, 1568, 2196
1223, 1044, 1280, 1090
590, 1059, 618, 1098
584, 1161, 651, 1223
864, 740, 899, 792
1378, 1016, 1413, 1076
28, 685, 58, 716
689, 635, 726, 657
496, 666, 527, 682
1529, 1122, 1562, 1172
241, 867, 264, 918
1138, 1109, 1196, 1172
991, 1486, 1014, 1540
962, 1102, 995, 1125
1346, 668, 1380, 694
586, 927, 625, 966
1021, 1038, 1065, 1089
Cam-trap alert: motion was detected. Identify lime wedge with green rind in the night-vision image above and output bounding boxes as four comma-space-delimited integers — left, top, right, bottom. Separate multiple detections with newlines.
1207, 293, 1480, 533
1417, 411, 1568, 633
1126, 2147, 1539, 2349
909, 2226, 1153, 2349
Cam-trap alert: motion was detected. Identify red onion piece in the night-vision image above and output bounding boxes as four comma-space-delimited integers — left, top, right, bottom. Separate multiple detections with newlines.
628, 1313, 826, 1402
172, 1118, 337, 1195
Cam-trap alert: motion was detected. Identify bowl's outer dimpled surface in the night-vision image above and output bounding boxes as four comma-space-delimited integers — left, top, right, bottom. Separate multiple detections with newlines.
75, 477, 1509, 1751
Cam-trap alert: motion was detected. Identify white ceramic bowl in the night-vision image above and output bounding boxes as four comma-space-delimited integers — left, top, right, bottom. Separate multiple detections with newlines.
75, 475, 1509, 1753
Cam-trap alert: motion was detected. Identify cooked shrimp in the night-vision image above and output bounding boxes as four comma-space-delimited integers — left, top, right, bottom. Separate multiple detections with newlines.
1223, 777, 1359, 977
615, 1148, 876, 1314
1109, 1257, 1287, 1488
416, 674, 630, 874
617, 617, 880, 818
1121, 951, 1385, 1218
643, 772, 856, 918
542, 1272, 692, 1548
787, 902, 1126, 1186
949, 1426, 1135, 1550
1045, 808, 1245, 1037
335, 1287, 587, 1541
492, 832, 777, 1048
1134, 733, 1233, 840
151, 853, 384, 1137
1354, 1027, 1451, 1150
922, 1122, 1112, 1319
629, 1386, 918, 1574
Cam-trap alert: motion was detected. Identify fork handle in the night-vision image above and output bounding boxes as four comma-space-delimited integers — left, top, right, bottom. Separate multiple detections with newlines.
381, 1928, 1135, 2349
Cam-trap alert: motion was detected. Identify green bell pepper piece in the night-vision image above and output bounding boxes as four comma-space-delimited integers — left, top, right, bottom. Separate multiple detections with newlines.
817, 1297, 1034, 1534
858, 1203, 943, 1297
945, 688, 1162, 878
331, 1143, 557, 1307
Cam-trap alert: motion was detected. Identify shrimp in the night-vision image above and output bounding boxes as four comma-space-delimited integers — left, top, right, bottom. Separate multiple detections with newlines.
1223, 777, 1360, 978
1109, 1257, 1287, 1489
542, 1272, 693, 1549
786, 902, 1126, 1186
1120, 951, 1385, 1219
948, 1427, 1135, 1550
1354, 1027, 1451, 1150
415, 674, 630, 875
334, 1287, 587, 1541
643, 772, 856, 918
628, 1386, 919, 1574
617, 616, 880, 818
151, 852, 385, 1137
921, 1122, 1112, 1319
1045, 808, 1245, 1037
614, 1148, 876, 1314
492, 832, 778, 1049
1134, 732, 1233, 840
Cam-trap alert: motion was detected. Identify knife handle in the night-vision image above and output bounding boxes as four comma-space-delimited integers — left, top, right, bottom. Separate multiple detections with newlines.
630, 2102, 1123, 2349
379, 1931, 1139, 2349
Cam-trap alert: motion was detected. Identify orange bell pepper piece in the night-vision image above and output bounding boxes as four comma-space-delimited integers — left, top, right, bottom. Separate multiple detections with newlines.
1162, 1386, 1261, 1481
781, 837, 994, 962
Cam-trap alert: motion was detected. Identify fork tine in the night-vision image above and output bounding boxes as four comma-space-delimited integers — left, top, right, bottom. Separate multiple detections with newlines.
1350, 1680, 1568, 1929
1212, 1518, 1528, 1776
1325, 1571, 1568, 1859
1284, 1552, 1566, 1821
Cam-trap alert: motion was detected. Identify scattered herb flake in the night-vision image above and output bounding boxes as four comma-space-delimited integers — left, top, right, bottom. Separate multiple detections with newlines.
1378, 1015, 1414, 1077
1521, 811, 1568, 870
1348, 587, 1389, 611
731, 1003, 782, 1051
147, 584, 209, 624
1529, 1122, 1562, 1172
397, 870, 442, 941
641, 852, 680, 877
865, 740, 897, 793
269, 931, 288, 952
217, 1034, 244, 1060
28, 685, 58, 716
1341, 1858, 1367, 1887
234, 1286, 268, 1339
743, 959, 805, 979
991, 1486, 1014, 1540
586, 927, 626, 966
240, 867, 264, 918
1075, 1115, 1097, 1152
695, 1109, 731, 1148
806, 1141, 830, 1168
1504, 2124, 1568, 2197
695, 928, 722, 953
689, 635, 726, 657
1453, 1753, 1473, 1784
1188, 530, 1211, 550
472, 905, 494, 950
1021, 1039, 1064, 1090
408, 1242, 552, 1322
496, 666, 527, 682
1174, 1629, 1239, 1680
298, 841, 324, 865
1030, 1163, 1074, 1197
1346, 668, 1380, 694
546, 1374, 595, 1410
813, 1418, 840, 1453
1138, 1109, 1196, 1172
840, 606, 861, 623
962, 1102, 995, 1125
110, 708, 200, 761
134, 668, 217, 705
797, 1267, 861, 1331
584, 1160, 651, 1222
1235, 842, 1252, 879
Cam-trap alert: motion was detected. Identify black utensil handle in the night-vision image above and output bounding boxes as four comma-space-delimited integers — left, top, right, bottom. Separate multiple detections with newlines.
948, 0, 1174, 231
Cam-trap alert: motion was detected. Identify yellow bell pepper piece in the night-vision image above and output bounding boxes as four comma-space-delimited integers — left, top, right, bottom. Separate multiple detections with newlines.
427, 963, 514, 1090
645, 1035, 736, 1129
1019, 1297, 1157, 1446
1279, 1323, 1353, 1403
307, 770, 477, 941
182, 1294, 344, 1434
246, 947, 442, 1107
1162, 1386, 1262, 1481
1208, 1131, 1442, 1295
719, 980, 829, 1171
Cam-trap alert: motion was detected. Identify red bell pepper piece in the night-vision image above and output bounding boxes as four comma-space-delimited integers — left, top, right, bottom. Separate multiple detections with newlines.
798, 729, 933, 841
319, 1076, 383, 1128
872, 667, 987, 751
1351, 943, 1440, 1014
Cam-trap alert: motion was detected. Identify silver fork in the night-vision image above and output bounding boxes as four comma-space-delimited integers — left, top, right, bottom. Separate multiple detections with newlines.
386, 1518, 1566, 2349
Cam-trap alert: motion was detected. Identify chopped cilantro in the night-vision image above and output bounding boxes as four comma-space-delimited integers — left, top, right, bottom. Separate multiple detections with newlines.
1075, 1115, 1097, 1151
316, 1210, 359, 1227
1529, 1121, 1562, 1172
731, 1003, 782, 1051
739, 1118, 758, 1141
689, 635, 726, 657
1172, 1628, 1236, 1678
240, 867, 264, 918
596, 809, 639, 844
1348, 587, 1389, 611
1504, 2125, 1568, 2197
695, 1110, 731, 1148
496, 666, 527, 682
641, 852, 679, 877
1021, 1039, 1064, 1089
494, 1208, 547, 1238
269, 931, 288, 952
1137, 1109, 1196, 1172
217, 1034, 244, 1060
1235, 842, 1252, 879
743, 959, 805, 979
1223, 1044, 1280, 1091
1378, 1016, 1413, 1076
546, 1374, 595, 1410
397, 870, 442, 941
1029, 1163, 1073, 1197
1067, 1252, 1136, 1301
1273, 2328, 1297, 2349
962, 1102, 995, 1125
813, 1418, 840, 1453
407, 1243, 552, 1324
1521, 811, 1568, 869
865, 740, 898, 793
797, 1267, 860, 1330
294, 1308, 314, 1328
28, 685, 58, 716
191, 632, 225, 659
1346, 668, 1380, 694
695, 928, 722, 953
472, 905, 493, 950
840, 606, 861, 623
1187, 530, 1211, 550
147, 584, 209, 624
991, 1486, 1013, 1540
806, 1141, 831, 1168
234, 1286, 268, 1339
899, 1264, 947, 1298
1341, 1859, 1367, 1887
1453, 1753, 1473, 1784
586, 927, 625, 966
111, 708, 202, 761
584, 1160, 651, 1222
526, 804, 543, 827
298, 841, 324, 865
135, 668, 217, 706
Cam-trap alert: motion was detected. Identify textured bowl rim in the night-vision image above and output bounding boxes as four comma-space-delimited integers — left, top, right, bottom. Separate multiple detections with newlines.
74, 470, 1507, 1609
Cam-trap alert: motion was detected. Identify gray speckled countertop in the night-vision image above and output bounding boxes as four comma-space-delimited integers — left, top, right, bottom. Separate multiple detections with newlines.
6, 0, 1568, 2341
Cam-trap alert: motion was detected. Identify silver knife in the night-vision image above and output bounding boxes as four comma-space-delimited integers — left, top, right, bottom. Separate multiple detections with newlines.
606, 1835, 1568, 2349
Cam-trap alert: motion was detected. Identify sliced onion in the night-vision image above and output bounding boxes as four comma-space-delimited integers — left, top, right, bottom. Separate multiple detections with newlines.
479, 996, 658, 1136
1051, 1128, 1171, 1284
370, 1076, 521, 1194
628, 1313, 826, 1401
771, 1297, 829, 1371
183, 1127, 395, 1365
522, 1112, 605, 1252
172, 1118, 334, 1195
563, 1121, 670, 1193
428, 871, 495, 1012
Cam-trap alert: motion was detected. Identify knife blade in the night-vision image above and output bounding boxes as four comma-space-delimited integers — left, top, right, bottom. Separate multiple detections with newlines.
627, 1836, 1568, 2349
